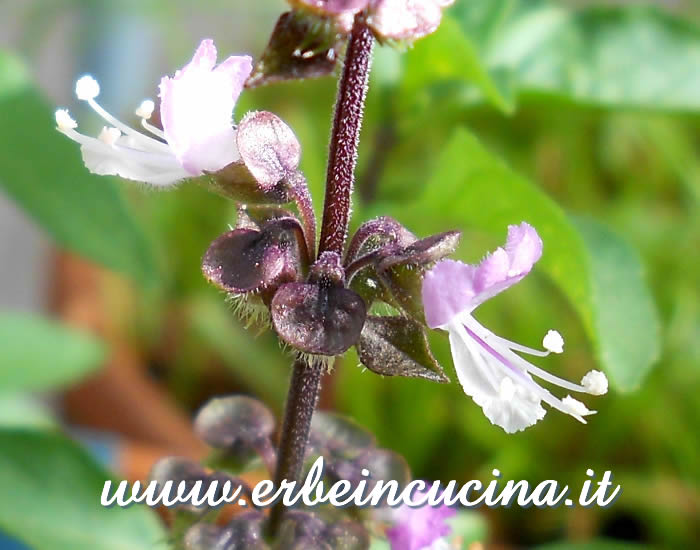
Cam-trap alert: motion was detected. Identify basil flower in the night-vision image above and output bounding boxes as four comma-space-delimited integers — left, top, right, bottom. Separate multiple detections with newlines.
422, 222, 608, 433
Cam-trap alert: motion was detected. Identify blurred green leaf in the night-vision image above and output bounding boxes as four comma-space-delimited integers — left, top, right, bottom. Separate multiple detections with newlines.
188, 295, 288, 407
0, 51, 160, 286
0, 313, 105, 392
401, 16, 514, 113
0, 50, 30, 98
573, 217, 661, 391
0, 429, 167, 550
389, 128, 659, 391
413, 1, 700, 112
447, 510, 488, 548
0, 394, 55, 429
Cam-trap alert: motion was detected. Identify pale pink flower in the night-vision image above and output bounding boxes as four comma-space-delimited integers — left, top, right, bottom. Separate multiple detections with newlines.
55, 39, 252, 186
368, 0, 454, 41
386, 486, 455, 550
290, 0, 454, 40
422, 222, 608, 433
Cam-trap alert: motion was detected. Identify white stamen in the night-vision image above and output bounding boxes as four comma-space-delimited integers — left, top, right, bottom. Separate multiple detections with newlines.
55, 109, 77, 130
74, 79, 170, 154
98, 126, 121, 146
543, 330, 564, 354
562, 396, 595, 418
135, 99, 155, 119
581, 370, 608, 395
76, 75, 100, 100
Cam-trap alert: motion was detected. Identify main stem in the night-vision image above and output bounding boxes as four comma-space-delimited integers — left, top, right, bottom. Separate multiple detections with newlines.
318, 16, 374, 257
268, 16, 374, 537
268, 358, 322, 534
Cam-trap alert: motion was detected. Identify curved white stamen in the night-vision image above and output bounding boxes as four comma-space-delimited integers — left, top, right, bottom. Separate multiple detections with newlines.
582, 370, 608, 395
460, 322, 588, 423
76, 75, 100, 100
458, 314, 593, 423
543, 330, 564, 354
140, 119, 166, 140
98, 126, 121, 146
73, 79, 170, 154
86, 96, 170, 153
488, 333, 550, 357
55, 109, 77, 130
562, 396, 595, 417
462, 315, 592, 394
135, 99, 155, 119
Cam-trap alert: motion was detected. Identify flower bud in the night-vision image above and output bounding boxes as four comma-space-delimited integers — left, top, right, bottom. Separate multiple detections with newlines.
194, 396, 276, 451
247, 11, 347, 88
202, 217, 309, 296
270, 282, 366, 355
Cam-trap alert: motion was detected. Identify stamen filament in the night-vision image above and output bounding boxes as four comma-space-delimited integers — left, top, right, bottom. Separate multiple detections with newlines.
83, 96, 170, 154
462, 314, 591, 394
459, 317, 591, 422
140, 119, 166, 140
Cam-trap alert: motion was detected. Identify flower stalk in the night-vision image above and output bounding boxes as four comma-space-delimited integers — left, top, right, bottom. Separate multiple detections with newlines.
269, 14, 374, 537
318, 15, 374, 257
267, 358, 323, 535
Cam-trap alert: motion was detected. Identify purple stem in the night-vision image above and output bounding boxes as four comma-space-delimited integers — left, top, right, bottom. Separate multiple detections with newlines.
286, 170, 317, 258
268, 15, 375, 539
267, 358, 323, 535
318, 17, 374, 257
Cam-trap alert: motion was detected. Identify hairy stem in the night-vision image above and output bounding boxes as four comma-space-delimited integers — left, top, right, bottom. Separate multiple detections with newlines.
268, 14, 374, 540
286, 170, 317, 258
268, 358, 323, 535
318, 17, 374, 257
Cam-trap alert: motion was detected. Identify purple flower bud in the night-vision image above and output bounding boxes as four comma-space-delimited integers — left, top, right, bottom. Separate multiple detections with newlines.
202, 217, 309, 296
247, 11, 347, 87
236, 110, 302, 188
194, 396, 275, 449
271, 282, 366, 355
288, 0, 454, 42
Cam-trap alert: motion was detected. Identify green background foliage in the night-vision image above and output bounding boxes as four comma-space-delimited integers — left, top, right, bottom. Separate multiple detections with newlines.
0, 0, 698, 548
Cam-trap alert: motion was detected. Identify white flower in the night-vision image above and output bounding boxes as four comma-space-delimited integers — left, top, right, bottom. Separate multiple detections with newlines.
55, 39, 252, 187
422, 222, 608, 434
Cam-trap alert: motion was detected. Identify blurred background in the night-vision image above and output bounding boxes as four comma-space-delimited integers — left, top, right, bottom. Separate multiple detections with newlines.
0, 0, 698, 549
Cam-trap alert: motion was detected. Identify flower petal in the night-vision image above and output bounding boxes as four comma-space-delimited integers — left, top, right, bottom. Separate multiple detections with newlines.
469, 222, 543, 308
422, 223, 542, 327
449, 322, 546, 433
291, 0, 369, 15
386, 485, 455, 550
368, 0, 454, 41
80, 142, 187, 186
159, 39, 252, 175
422, 259, 476, 329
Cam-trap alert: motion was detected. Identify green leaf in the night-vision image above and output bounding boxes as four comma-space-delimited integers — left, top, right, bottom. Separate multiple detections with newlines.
447, 510, 488, 549
401, 16, 514, 113
0, 313, 106, 392
573, 217, 661, 391
390, 128, 659, 391
0, 51, 159, 286
425, 1, 700, 112
0, 429, 167, 550
0, 393, 56, 429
